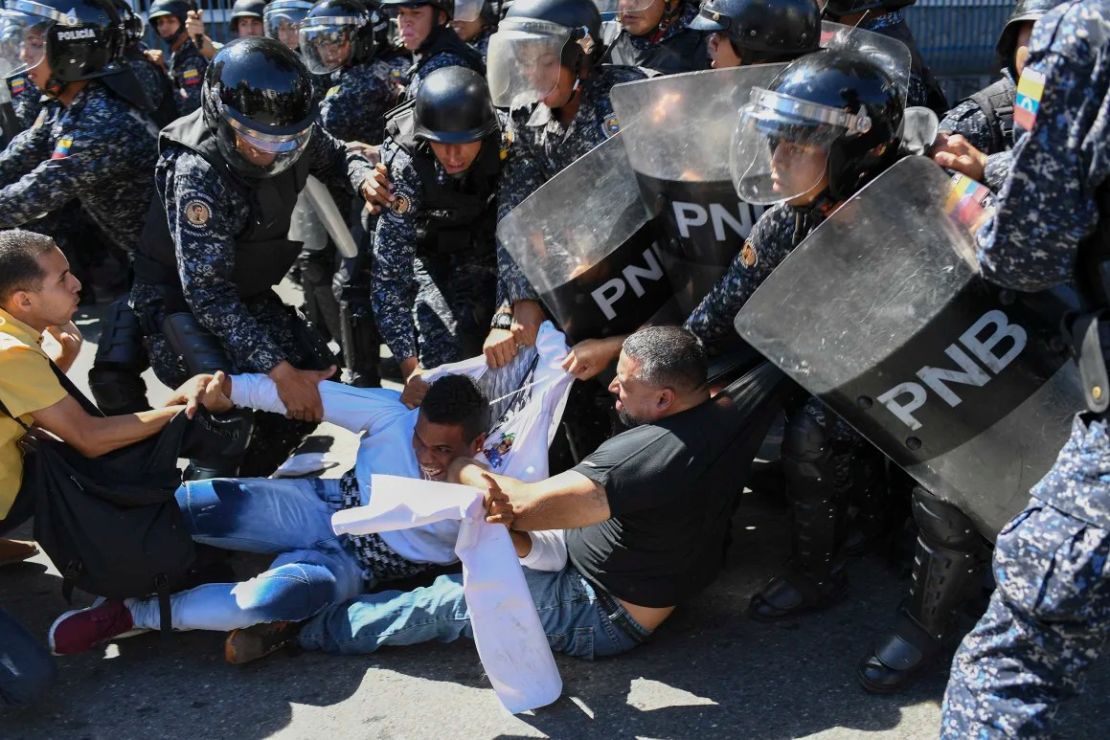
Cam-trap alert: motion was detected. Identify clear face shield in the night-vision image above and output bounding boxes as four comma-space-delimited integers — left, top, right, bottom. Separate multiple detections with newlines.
213, 101, 315, 178
264, 1, 313, 50
487, 18, 576, 110
298, 17, 362, 74
452, 0, 483, 23
3, 1, 62, 77
592, 0, 658, 17
730, 87, 871, 205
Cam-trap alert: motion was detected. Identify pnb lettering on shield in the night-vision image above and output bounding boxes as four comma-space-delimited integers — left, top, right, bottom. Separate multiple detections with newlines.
877, 310, 1027, 431
591, 248, 666, 321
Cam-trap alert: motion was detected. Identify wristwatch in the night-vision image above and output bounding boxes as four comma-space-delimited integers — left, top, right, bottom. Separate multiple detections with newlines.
491, 312, 513, 330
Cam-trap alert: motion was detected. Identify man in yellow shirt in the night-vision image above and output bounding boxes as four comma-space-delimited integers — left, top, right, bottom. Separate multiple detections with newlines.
0, 229, 188, 706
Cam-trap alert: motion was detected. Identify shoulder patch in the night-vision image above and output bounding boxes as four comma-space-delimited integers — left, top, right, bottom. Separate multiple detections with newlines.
50, 136, 74, 160
390, 193, 412, 215
184, 199, 211, 227
739, 240, 758, 269
8, 76, 25, 95
1013, 67, 1045, 133
602, 114, 621, 138
182, 68, 202, 86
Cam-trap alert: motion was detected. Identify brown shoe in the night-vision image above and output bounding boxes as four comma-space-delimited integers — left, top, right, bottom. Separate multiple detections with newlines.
225, 621, 300, 665
0, 539, 39, 568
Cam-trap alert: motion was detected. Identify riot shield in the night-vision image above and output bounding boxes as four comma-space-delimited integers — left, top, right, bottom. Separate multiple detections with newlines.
610, 63, 785, 315
734, 156, 1084, 538
496, 132, 679, 344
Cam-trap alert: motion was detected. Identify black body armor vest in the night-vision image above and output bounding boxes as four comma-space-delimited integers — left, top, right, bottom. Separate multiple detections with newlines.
968, 75, 1016, 154
133, 109, 313, 299
603, 27, 708, 75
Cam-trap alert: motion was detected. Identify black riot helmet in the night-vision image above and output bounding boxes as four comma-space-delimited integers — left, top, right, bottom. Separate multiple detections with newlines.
201, 37, 318, 179
731, 48, 904, 205
110, 0, 144, 49
996, 0, 1056, 69
689, 0, 821, 64
821, 0, 915, 17
5, 0, 125, 93
413, 65, 498, 143
487, 0, 601, 109
264, 0, 313, 50
298, 0, 379, 74
379, 0, 454, 17
229, 0, 267, 35
147, 0, 194, 44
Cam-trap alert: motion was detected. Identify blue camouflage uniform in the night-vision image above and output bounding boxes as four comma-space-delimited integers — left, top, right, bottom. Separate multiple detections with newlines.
0, 80, 157, 252
127, 49, 176, 125
132, 124, 372, 388
404, 26, 483, 100
320, 61, 398, 146
859, 10, 948, 113
941, 2, 1110, 737
467, 26, 493, 64
601, 1, 709, 75
939, 70, 1017, 156
371, 124, 501, 369
167, 39, 208, 116
6, 73, 41, 130
495, 64, 646, 308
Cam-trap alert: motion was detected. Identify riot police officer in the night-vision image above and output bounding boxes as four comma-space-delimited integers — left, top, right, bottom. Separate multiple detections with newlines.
129, 37, 378, 477
936, 0, 1057, 182
688, 0, 820, 69
264, 0, 314, 51
380, 0, 484, 98
2, 4, 42, 130
451, 0, 497, 63
111, 0, 177, 127
229, 0, 266, 38
821, 0, 947, 113
683, 45, 911, 635
373, 66, 499, 405
147, 0, 208, 116
297, 0, 397, 388
941, 2, 1110, 735
599, 0, 709, 75
484, 0, 645, 367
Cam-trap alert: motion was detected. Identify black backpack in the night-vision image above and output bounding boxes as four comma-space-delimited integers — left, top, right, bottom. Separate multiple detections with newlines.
0, 362, 195, 631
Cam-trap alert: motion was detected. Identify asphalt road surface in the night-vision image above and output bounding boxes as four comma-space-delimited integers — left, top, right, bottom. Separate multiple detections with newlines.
3, 288, 1106, 739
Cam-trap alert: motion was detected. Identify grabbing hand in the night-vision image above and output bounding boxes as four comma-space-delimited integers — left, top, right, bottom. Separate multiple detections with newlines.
481, 473, 514, 527
169, 371, 233, 418
510, 299, 544, 348
400, 367, 430, 409
561, 336, 622, 381
144, 48, 165, 71
932, 133, 988, 182
483, 328, 517, 368
269, 361, 335, 423
360, 163, 394, 215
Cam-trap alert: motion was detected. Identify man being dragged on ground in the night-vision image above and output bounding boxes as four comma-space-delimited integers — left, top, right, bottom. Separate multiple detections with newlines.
222, 327, 763, 662
48, 337, 571, 662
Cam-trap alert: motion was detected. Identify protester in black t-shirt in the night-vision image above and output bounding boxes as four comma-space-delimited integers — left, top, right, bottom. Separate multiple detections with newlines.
251, 326, 761, 663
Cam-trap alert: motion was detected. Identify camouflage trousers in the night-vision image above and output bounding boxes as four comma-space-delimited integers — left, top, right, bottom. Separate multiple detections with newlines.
413, 251, 497, 370
941, 500, 1110, 738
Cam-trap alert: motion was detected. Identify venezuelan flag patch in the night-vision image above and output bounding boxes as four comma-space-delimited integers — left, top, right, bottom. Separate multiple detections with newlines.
51, 136, 73, 160
1013, 67, 1045, 133
182, 68, 201, 86
945, 173, 993, 234
9, 76, 25, 95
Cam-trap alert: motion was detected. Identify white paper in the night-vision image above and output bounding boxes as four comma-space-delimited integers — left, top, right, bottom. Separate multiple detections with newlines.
331, 475, 563, 714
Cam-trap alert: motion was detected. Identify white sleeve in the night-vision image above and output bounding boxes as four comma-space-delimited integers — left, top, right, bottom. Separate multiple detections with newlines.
229, 375, 408, 434
517, 529, 567, 572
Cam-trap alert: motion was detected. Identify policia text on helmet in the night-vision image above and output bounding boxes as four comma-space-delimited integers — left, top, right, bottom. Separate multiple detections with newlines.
486, 0, 602, 113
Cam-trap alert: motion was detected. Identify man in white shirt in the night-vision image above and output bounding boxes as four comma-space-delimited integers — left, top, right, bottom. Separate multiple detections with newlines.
46, 372, 564, 661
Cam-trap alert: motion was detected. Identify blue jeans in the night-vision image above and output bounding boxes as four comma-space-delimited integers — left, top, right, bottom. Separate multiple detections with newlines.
298, 564, 651, 660
0, 606, 55, 707
128, 477, 365, 632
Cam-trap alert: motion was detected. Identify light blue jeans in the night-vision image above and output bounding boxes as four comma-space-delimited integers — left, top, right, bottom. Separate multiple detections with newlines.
298, 564, 652, 660
128, 477, 365, 632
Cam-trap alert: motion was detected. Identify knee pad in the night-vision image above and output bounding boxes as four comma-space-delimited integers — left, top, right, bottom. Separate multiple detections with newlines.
911, 488, 980, 551
88, 366, 149, 415
180, 408, 253, 476
93, 298, 148, 368
782, 410, 831, 466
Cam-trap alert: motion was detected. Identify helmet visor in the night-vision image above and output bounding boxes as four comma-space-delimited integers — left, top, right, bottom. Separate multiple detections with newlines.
298, 19, 360, 73
453, 0, 483, 23
731, 87, 859, 205
0, 9, 52, 79
215, 105, 314, 178
487, 19, 569, 109
593, 0, 658, 17
265, 1, 313, 49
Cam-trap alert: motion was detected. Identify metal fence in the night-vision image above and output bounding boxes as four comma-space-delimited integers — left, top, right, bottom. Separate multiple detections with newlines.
903, 0, 1014, 100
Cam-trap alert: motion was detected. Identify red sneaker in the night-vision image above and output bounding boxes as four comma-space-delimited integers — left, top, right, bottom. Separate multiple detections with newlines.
48, 600, 147, 656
